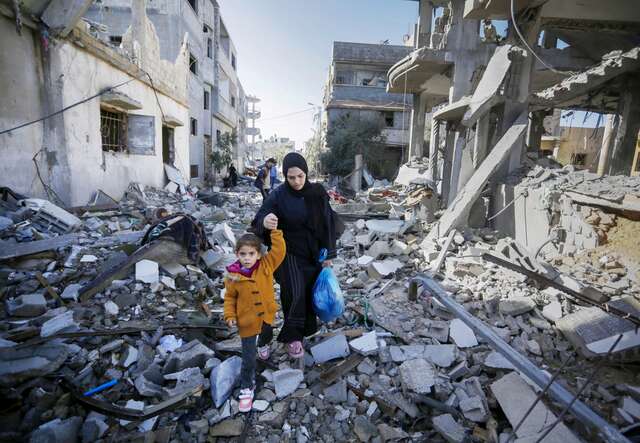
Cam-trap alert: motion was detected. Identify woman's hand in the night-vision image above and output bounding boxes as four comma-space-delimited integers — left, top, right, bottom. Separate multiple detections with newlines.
322, 260, 333, 268
226, 319, 237, 328
263, 213, 278, 230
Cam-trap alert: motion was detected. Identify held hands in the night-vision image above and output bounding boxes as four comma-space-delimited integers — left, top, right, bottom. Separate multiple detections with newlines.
226, 318, 237, 328
263, 213, 278, 230
322, 260, 333, 268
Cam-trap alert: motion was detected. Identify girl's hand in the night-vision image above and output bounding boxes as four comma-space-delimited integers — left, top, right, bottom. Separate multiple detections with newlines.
263, 213, 278, 230
226, 319, 237, 328
322, 260, 333, 268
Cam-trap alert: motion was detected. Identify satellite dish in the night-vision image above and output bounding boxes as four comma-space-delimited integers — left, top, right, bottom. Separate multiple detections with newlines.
403, 34, 411, 42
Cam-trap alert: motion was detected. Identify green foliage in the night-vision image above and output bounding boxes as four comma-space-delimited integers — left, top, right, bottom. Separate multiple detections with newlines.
321, 113, 386, 177
212, 129, 237, 173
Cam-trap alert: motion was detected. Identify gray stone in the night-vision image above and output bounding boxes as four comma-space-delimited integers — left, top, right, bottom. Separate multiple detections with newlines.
459, 395, 488, 422
114, 292, 137, 309
423, 345, 457, 367
357, 358, 377, 376
189, 418, 209, 435
40, 310, 79, 337
81, 412, 108, 442
349, 331, 379, 356
252, 399, 269, 411
30, 417, 81, 443
103, 300, 119, 316
542, 300, 563, 322
210, 356, 242, 408
353, 416, 378, 442
432, 414, 466, 443
136, 259, 159, 284
310, 334, 350, 363
6, 293, 47, 317
483, 351, 515, 370
209, 418, 243, 437
449, 319, 478, 348
377, 423, 409, 442
499, 296, 536, 316
164, 366, 205, 397
399, 359, 436, 394
273, 368, 304, 399
163, 339, 215, 373
323, 380, 347, 403
134, 372, 164, 398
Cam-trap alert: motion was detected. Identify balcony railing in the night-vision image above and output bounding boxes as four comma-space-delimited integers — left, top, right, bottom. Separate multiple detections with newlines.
214, 94, 237, 123
330, 84, 411, 107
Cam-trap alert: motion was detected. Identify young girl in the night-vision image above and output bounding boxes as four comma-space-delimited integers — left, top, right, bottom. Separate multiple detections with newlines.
223, 216, 284, 412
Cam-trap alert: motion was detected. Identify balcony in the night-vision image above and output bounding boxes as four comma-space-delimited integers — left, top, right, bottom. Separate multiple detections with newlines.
247, 110, 261, 119
383, 128, 409, 146
246, 127, 261, 136
214, 94, 237, 126
328, 84, 411, 110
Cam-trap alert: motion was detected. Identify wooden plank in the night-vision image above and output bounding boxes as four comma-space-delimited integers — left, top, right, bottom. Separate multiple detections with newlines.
34, 272, 65, 306
319, 353, 365, 385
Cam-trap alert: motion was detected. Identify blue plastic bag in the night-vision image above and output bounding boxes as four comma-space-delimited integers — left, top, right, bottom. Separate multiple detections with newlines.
312, 249, 344, 322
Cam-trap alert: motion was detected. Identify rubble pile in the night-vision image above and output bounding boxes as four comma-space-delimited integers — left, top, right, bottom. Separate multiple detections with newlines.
0, 173, 639, 442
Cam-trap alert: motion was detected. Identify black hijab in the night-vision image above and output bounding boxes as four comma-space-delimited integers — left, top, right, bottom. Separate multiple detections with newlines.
282, 152, 329, 241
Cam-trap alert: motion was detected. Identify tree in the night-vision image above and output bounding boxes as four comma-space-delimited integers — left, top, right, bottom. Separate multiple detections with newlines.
211, 129, 236, 184
321, 113, 386, 177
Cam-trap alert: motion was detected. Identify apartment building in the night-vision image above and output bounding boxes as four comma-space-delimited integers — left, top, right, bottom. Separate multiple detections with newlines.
85, 0, 248, 184
322, 41, 413, 179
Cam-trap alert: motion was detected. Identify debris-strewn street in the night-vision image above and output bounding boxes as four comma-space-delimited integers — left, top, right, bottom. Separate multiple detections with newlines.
2, 0, 640, 442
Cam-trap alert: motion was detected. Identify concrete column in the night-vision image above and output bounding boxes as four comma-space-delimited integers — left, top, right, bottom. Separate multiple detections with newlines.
429, 118, 440, 181
597, 114, 617, 175
448, 130, 467, 205
527, 110, 545, 155
441, 124, 456, 206
473, 113, 490, 168
409, 92, 428, 159
418, 0, 433, 47
607, 78, 640, 175
351, 154, 363, 193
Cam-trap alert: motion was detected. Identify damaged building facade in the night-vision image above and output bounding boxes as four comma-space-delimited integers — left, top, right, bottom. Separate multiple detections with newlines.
393, 0, 640, 256
0, 0, 191, 206
322, 41, 413, 179
84, 0, 249, 184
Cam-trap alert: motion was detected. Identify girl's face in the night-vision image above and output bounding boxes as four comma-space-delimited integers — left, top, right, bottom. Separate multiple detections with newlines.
236, 245, 260, 268
287, 167, 306, 191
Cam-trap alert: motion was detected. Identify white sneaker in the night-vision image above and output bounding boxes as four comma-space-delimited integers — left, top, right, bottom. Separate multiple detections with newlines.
238, 388, 254, 413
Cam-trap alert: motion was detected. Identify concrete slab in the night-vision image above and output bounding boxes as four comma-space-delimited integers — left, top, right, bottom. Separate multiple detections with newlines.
310, 334, 350, 363
136, 259, 159, 284
399, 358, 436, 394
449, 319, 478, 348
349, 331, 379, 356
273, 368, 304, 399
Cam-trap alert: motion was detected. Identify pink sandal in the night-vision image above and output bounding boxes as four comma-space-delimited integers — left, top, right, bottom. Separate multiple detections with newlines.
287, 341, 304, 359
238, 388, 254, 412
257, 345, 270, 361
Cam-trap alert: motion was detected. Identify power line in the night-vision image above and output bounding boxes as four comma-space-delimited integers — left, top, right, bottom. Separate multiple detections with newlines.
259, 108, 315, 122
0, 75, 143, 136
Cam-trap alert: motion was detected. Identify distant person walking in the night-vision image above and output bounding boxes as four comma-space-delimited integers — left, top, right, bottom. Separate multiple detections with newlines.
254, 158, 276, 200
252, 152, 339, 359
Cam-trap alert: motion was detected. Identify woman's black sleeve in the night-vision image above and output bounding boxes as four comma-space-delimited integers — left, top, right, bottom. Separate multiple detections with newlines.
322, 197, 338, 260
251, 190, 280, 237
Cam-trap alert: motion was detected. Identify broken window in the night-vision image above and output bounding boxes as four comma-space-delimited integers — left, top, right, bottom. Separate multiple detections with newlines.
190, 118, 198, 136
231, 96, 236, 108
186, 0, 197, 14
541, 149, 553, 157
127, 114, 155, 155
204, 90, 210, 110
191, 164, 199, 178
100, 108, 127, 152
570, 153, 587, 166
383, 111, 395, 128
109, 35, 122, 46
231, 54, 237, 70
189, 53, 198, 75
207, 37, 212, 58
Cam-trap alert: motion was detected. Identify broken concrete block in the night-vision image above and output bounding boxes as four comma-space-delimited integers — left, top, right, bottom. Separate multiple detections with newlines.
399, 359, 436, 394
449, 319, 478, 348
135, 370, 164, 398
423, 345, 457, 368
622, 396, 640, 419
30, 417, 82, 443
120, 345, 138, 368
323, 380, 347, 403
60, 283, 83, 302
357, 255, 375, 267
136, 259, 159, 284
200, 249, 223, 269
161, 276, 176, 290
212, 223, 236, 246
0, 344, 69, 386
310, 334, 350, 364
163, 339, 215, 373
161, 262, 188, 277
367, 259, 403, 279
273, 368, 304, 399
499, 296, 536, 316
357, 358, 377, 376
40, 311, 78, 337
353, 415, 378, 442
349, 331, 378, 356
459, 396, 488, 422
6, 293, 47, 317
103, 300, 119, 317
157, 335, 183, 355
432, 414, 466, 443
391, 240, 410, 255
366, 240, 391, 259
483, 351, 515, 370
252, 399, 269, 412
81, 412, 108, 442
210, 356, 242, 408
542, 300, 563, 322
365, 219, 404, 235
377, 423, 409, 442
165, 366, 206, 397
209, 418, 244, 437
80, 255, 98, 263
491, 372, 581, 442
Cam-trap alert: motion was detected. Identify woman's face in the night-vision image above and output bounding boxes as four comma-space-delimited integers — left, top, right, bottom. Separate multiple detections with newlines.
286, 167, 306, 191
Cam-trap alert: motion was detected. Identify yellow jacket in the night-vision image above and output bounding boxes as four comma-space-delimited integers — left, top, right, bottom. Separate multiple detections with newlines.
223, 229, 286, 338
